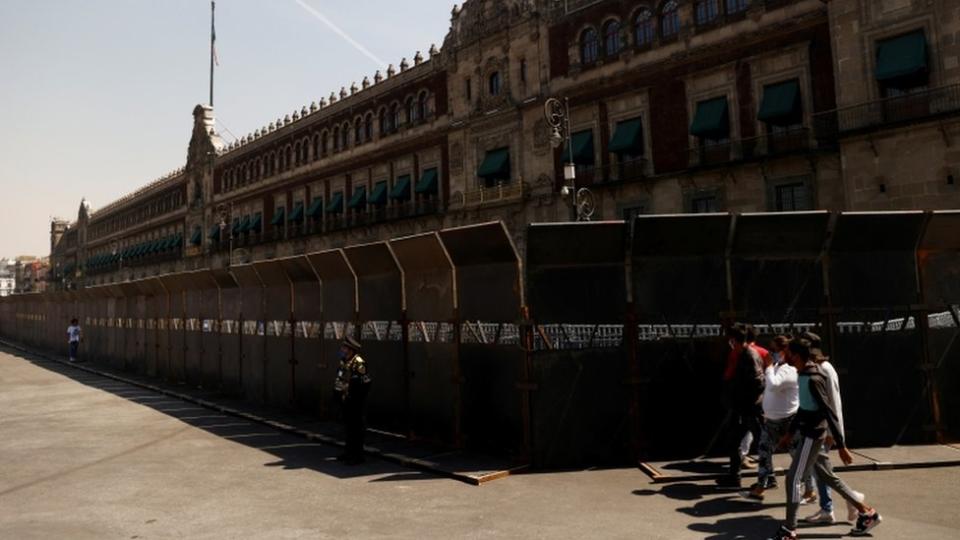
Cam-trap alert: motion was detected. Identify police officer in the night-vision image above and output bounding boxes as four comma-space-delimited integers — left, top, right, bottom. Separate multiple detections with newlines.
334, 335, 371, 465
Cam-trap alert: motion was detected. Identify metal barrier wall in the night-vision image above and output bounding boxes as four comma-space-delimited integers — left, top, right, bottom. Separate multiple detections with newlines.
2, 214, 957, 468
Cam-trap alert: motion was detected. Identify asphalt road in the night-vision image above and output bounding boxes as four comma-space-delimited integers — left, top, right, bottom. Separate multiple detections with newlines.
1, 347, 957, 539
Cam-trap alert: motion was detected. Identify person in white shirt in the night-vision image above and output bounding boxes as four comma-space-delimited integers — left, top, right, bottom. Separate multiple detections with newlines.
66, 318, 83, 363
742, 335, 797, 500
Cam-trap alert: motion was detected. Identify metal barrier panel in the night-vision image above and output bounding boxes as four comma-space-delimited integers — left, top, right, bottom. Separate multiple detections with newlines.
256, 260, 293, 407
930, 323, 960, 442
293, 335, 325, 415
344, 243, 402, 322
407, 342, 456, 442
730, 212, 830, 323
306, 250, 356, 322
919, 211, 960, 306
439, 222, 522, 322
835, 325, 925, 447
530, 349, 630, 467
528, 222, 627, 324
184, 288, 204, 386
632, 214, 730, 324
361, 339, 407, 435
389, 233, 455, 322
145, 294, 162, 377
637, 338, 728, 460
829, 212, 926, 309
460, 344, 523, 454
108, 295, 124, 369
232, 264, 265, 403
221, 287, 242, 394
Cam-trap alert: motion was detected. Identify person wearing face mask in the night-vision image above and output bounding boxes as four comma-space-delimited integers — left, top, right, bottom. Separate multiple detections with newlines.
716, 323, 765, 488
742, 335, 797, 501
333, 335, 372, 465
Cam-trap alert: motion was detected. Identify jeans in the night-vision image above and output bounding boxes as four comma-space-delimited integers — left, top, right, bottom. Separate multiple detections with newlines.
727, 406, 762, 479
757, 416, 792, 487
69, 341, 79, 360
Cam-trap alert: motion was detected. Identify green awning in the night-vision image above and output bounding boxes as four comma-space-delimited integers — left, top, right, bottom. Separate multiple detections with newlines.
757, 79, 801, 125
270, 207, 285, 226
477, 148, 510, 179
369, 182, 388, 206
390, 175, 411, 201
173, 232, 183, 247
689, 97, 730, 138
608, 119, 643, 154
288, 202, 304, 223
239, 215, 252, 232
190, 227, 202, 246
876, 30, 927, 82
250, 214, 262, 233
570, 129, 595, 163
306, 198, 324, 218
415, 168, 438, 194
208, 224, 221, 240
347, 185, 367, 209
231, 218, 242, 236
326, 192, 344, 214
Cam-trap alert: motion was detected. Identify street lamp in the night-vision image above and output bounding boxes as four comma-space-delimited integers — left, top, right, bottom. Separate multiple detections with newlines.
544, 97, 594, 221
217, 203, 234, 265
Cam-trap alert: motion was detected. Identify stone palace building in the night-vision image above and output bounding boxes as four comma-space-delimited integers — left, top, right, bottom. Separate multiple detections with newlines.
50, 0, 960, 288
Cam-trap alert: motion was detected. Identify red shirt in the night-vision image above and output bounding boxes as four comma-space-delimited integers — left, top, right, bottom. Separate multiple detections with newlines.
724, 342, 772, 380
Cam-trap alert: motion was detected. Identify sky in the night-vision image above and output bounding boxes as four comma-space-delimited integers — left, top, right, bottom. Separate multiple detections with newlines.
0, 0, 454, 258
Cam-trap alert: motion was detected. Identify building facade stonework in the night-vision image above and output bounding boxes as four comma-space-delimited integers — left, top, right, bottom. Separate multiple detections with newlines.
49, 0, 960, 289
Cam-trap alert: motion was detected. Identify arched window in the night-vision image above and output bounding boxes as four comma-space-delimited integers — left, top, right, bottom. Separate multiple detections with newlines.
312, 134, 320, 159
726, 0, 749, 15
364, 113, 373, 140
634, 8, 654, 47
341, 122, 349, 148
302, 138, 310, 162
333, 126, 340, 151
390, 103, 400, 131
379, 108, 388, 135
417, 92, 428, 121
354, 118, 363, 144
284, 146, 292, 170
488, 72, 501, 96
407, 97, 418, 125
294, 143, 301, 166
321, 132, 328, 155
580, 27, 599, 64
694, 0, 719, 26
604, 20, 622, 56
255, 158, 262, 179
660, 1, 680, 39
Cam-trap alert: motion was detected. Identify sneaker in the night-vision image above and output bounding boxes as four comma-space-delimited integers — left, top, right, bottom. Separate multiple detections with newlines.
800, 490, 817, 505
846, 490, 865, 522
851, 510, 882, 536
766, 525, 797, 540
739, 486, 765, 501
802, 509, 835, 524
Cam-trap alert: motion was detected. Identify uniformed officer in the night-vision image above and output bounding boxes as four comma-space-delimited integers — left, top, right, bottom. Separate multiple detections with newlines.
334, 335, 371, 465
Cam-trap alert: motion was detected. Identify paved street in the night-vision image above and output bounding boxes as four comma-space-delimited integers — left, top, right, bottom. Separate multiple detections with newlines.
1, 347, 958, 539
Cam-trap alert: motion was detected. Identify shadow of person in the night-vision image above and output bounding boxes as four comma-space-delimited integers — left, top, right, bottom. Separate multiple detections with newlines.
687, 514, 780, 539
632, 482, 718, 501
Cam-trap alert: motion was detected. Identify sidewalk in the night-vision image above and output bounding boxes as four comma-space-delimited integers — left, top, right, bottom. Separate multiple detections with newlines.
0, 340, 525, 486
640, 445, 960, 483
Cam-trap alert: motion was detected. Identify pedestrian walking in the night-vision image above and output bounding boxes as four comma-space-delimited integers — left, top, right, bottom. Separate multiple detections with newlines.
742, 335, 797, 501
739, 325, 772, 466
717, 324, 765, 488
800, 331, 865, 524
768, 337, 881, 540
66, 318, 83, 363
333, 335, 371, 465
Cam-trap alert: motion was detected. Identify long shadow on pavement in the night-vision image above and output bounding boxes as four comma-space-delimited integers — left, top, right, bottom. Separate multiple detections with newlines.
4, 345, 445, 484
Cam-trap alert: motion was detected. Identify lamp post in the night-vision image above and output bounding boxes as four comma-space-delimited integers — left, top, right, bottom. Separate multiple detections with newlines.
217, 203, 234, 266
544, 97, 594, 221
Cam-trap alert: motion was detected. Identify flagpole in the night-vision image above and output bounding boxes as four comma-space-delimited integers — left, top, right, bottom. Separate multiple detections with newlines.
209, 1, 215, 108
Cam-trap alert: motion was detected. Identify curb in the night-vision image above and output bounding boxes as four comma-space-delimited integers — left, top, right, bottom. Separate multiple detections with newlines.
0, 340, 496, 486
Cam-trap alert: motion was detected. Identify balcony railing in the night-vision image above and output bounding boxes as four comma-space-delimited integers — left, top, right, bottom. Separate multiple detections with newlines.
812, 83, 960, 136
687, 127, 820, 167
451, 182, 528, 209
576, 157, 648, 185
